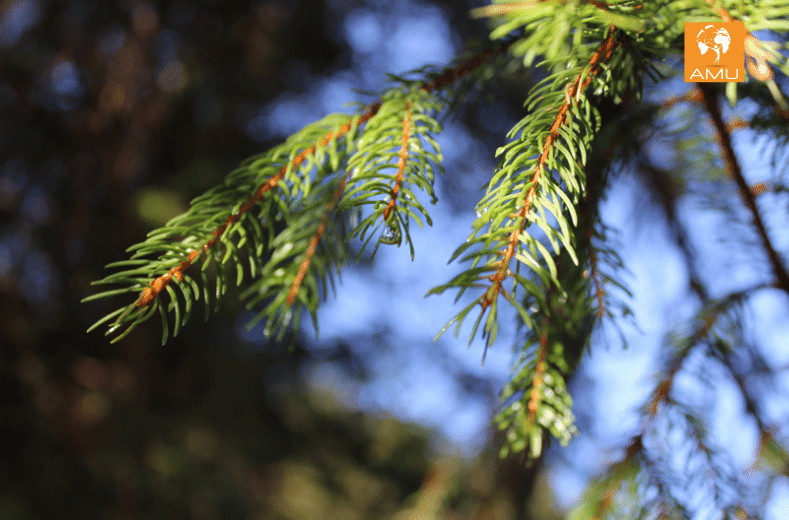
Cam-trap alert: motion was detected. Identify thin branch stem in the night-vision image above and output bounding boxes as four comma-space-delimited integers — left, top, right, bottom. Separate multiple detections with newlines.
646, 295, 724, 418
420, 42, 512, 94
135, 105, 378, 308
698, 85, 789, 297
133, 44, 506, 309
383, 103, 412, 221
587, 244, 606, 319
590, 434, 643, 520
527, 329, 549, 426
286, 172, 350, 306
481, 28, 619, 312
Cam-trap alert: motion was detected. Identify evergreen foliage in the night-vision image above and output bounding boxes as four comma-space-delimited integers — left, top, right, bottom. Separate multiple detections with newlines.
85, 1, 789, 515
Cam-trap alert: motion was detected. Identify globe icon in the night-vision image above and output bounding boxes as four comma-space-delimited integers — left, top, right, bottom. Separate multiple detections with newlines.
695, 25, 731, 65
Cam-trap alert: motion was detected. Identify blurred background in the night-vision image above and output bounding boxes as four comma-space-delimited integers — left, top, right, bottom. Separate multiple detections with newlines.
0, 0, 541, 518
2, 0, 789, 518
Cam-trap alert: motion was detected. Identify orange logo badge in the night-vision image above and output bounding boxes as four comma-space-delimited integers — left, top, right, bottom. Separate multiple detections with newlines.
684, 22, 744, 82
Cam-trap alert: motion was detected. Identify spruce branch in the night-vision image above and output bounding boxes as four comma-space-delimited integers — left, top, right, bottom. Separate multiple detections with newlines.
135, 104, 380, 311
526, 330, 550, 427
698, 84, 789, 297
724, 348, 783, 467
573, 287, 765, 519
286, 172, 349, 307
430, 28, 621, 350
583, 435, 643, 520
496, 323, 579, 461
85, 42, 509, 343
64, 0, 789, 509
420, 40, 512, 94
495, 242, 596, 459
469, 0, 613, 18
381, 103, 411, 223
341, 87, 445, 260
586, 232, 607, 319
85, 110, 377, 343
429, 23, 645, 460
241, 172, 353, 339
470, 1, 647, 36
644, 287, 759, 418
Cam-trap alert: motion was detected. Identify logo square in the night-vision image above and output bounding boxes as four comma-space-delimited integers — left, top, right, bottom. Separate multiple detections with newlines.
684, 22, 745, 82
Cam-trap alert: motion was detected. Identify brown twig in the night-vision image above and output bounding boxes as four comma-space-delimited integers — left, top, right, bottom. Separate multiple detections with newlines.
286, 172, 350, 306
750, 182, 767, 196
698, 85, 789, 297
592, 286, 771, 516
135, 104, 379, 307
646, 303, 720, 417
660, 88, 703, 109
420, 41, 512, 94
526, 329, 549, 426
134, 44, 508, 309
480, 29, 619, 312
382, 103, 412, 222
282, 43, 511, 307
590, 434, 643, 520
587, 237, 606, 319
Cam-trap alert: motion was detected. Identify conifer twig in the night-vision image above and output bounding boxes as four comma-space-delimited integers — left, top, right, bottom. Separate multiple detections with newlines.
481, 29, 619, 312
646, 301, 719, 417
589, 434, 643, 519
660, 88, 703, 109
698, 85, 789, 297
587, 237, 606, 319
420, 41, 512, 94
526, 329, 549, 426
382, 104, 412, 222
135, 104, 380, 308
286, 172, 350, 306
133, 43, 508, 311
